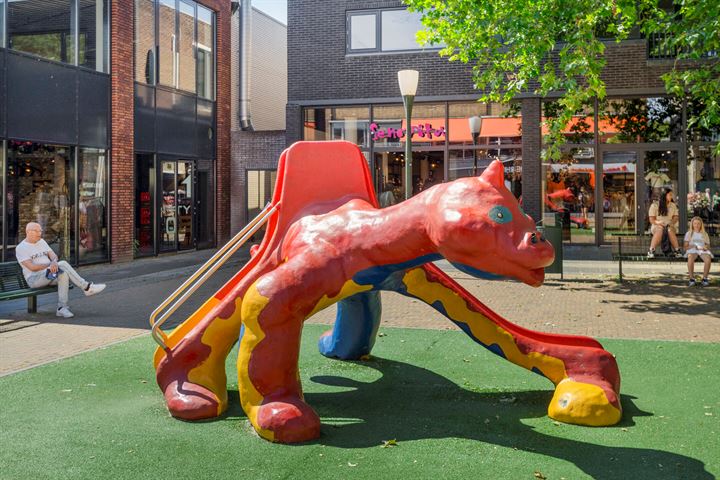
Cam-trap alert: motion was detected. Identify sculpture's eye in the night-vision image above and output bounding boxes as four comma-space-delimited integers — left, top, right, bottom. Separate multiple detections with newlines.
489, 205, 513, 224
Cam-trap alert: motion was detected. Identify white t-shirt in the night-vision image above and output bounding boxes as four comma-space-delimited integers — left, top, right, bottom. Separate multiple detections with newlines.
684, 231, 710, 250
15, 239, 54, 281
645, 172, 670, 188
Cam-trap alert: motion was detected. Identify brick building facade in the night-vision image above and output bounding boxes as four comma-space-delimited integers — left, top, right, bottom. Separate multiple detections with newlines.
1, 0, 232, 264
286, 1, 719, 245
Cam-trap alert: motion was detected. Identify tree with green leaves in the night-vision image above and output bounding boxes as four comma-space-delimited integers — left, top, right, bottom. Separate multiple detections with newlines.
404, 0, 720, 158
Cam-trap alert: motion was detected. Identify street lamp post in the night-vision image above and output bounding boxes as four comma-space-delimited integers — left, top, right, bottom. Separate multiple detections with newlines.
468, 115, 482, 176
398, 70, 419, 200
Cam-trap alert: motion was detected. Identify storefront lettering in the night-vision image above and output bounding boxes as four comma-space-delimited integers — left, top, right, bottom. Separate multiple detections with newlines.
370, 122, 446, 142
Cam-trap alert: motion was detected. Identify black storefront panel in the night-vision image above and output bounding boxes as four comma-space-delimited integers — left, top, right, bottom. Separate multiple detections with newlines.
134, 83, 156, 152
7, 52, 76, 145
78, 70, 109, 148
155, 88, 196, 156
196, 98, 214, 159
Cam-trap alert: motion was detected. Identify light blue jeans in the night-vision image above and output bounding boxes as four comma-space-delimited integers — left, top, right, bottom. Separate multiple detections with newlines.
26, 261, 89, 308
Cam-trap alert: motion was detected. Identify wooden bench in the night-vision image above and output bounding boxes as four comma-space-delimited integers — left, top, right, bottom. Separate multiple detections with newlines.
0, 262, 58, 313
611, 235, 718, 282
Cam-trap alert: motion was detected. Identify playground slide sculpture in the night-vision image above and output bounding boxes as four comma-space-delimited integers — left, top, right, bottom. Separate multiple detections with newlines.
153, 141, 621, 444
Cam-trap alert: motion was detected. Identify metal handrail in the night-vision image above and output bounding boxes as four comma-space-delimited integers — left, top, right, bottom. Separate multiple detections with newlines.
150, 203, 279, 349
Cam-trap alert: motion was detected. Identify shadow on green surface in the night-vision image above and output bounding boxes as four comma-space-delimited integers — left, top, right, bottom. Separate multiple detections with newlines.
222, 356, 711, 480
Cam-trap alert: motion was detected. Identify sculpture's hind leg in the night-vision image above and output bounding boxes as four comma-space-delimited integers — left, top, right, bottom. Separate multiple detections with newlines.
156, 284, 247, 421
393, 265, 622, 426
318, 291, 381, 360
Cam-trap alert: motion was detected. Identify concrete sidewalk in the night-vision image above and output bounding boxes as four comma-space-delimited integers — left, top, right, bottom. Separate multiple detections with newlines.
1, 247, 717, 376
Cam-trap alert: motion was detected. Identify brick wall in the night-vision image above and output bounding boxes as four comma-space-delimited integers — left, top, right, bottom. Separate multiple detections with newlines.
288, 5, 677, 104
285, 104, 302, 146
230, 130, 286, 232
288, 0, 477, 103
521, 98, 542, 222
110, 0, 135, 263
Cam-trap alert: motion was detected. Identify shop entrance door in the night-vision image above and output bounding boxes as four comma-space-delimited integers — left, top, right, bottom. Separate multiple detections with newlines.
195, 160, 215, 250
600, 151, 638, 241
159, 159, 195, 252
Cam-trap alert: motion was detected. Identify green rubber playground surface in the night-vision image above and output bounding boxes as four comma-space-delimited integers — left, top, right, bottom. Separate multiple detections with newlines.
1, 325, 718, 480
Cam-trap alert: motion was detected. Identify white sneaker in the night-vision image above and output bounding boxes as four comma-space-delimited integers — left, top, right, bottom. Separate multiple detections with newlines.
56, 306, 75, 318
84, 283, 106, 296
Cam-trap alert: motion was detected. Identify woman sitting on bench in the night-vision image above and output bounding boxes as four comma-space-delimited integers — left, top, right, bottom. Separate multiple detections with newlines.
647, 187, 682, 258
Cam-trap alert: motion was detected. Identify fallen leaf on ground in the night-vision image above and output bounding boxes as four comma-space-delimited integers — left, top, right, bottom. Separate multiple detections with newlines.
381, 439, 398, 448
534, 471, 547, 479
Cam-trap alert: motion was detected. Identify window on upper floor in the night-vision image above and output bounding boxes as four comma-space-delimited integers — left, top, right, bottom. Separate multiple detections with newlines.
196, 4, 215, 100
6, 0, 108, 72
346, 8, 442, 54
135, 0, 156, 84
135, 0, 215, 99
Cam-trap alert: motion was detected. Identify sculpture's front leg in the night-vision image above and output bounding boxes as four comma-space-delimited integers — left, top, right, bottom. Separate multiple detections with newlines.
238, 278, 321, 443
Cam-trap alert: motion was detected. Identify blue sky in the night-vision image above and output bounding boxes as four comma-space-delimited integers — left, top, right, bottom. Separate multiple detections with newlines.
253, 0, 287, 24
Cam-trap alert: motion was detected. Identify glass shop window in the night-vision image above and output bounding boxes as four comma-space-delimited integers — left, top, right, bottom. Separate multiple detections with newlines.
78, 0, 109, 72
8, 0, 74, 64
135, 0, 156, 83
177, 0, 196, 93
6, 142, 76, 262
158, 0, 177, 87
347, 8, 441, 54
1, 0, 6, 49
78, 148, 108, 263
196, 5, 215, 100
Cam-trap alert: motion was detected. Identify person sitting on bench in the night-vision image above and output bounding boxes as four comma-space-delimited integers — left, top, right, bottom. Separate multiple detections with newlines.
15, 222, 106, 318
647, 187, 682, 258
684, 216, 713, 287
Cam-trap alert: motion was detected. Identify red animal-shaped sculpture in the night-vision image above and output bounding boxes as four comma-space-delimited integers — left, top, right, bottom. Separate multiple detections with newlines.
154, 141, 621, 443
546, 188, 590, 229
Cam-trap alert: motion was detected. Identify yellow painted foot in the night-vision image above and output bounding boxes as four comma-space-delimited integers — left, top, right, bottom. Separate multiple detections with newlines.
548, 378, 622, 426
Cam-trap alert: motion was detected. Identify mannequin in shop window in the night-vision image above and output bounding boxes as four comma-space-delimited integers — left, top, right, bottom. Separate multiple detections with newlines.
645, 165, 670, 199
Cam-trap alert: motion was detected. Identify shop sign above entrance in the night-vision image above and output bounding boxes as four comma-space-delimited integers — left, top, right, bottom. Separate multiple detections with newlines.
370, 122, 446, 142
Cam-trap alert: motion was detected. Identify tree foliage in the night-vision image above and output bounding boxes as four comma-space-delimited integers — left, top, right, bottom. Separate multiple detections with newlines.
404, 0, 720, 158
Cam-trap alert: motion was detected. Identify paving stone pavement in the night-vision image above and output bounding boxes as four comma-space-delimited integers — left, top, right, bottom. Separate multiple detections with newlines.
1, 251, 717, 377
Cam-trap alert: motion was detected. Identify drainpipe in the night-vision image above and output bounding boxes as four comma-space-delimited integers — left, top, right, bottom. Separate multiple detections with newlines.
239, 0, 254, 131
